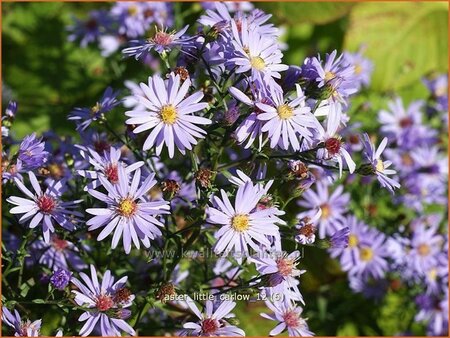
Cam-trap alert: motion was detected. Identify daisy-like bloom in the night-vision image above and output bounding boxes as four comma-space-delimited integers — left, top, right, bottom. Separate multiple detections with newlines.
342, 48, 373, 89
257, 84, 318, 151
71, 265, 135, 336
86, 166, 170, 254
7, 172, 82, 243
360, 133, 400, 193
122, 25, 190, 60
208, 180, 284, 257
250, 251, 305, 304
68, 87, 121, 131
315, 110, 356, 177
182, 297, 245, 336
78, 146, 143, 190
31, 234, 87, 271
17, 133, 50, 170
260, 300, 313, 336
378, 98, 425, 146
125, 73, 211, 158
2, 306, 42, 337
415, 293, 449, 336
68, 10, 111, 47
228, 19, 288, 83
297, 181, 349, 239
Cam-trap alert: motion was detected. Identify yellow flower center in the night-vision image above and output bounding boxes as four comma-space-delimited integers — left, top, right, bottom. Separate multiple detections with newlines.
376, 159, 385, 172
250, 56, 266, 71
418, 243, 430, 256
160, 104, 178, 124
128, 5, 138, 16
360, 247, 373, 262
428, 268, 437, 281
325, 71, 336, 81
118, 198, 137, 218
348, 234, 359, 248
320, 203, 331, 219
354, 64, 362, 75
277, 104, 294, 120
91, 102, 102, 114
231, 214, 250, 232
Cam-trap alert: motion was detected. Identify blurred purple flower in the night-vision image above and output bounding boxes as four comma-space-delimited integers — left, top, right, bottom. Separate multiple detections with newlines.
18, 133, 50, 170
50, 268, 72, 290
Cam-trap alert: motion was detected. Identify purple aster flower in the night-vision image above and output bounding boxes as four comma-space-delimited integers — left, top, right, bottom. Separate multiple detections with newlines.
111, 2, 172, 39
68, 10, 111, 47
360, 133, 400, 193
349, 275, 388, 299
297, 181, 349, 238
342, 48, 373, 89
31, 234, 87, 271
71, 265, 135, 336
2, 307, 41, 337
378, 98, 427, 147
330, 226, 350, 249
122, 25, 191, 60
257, 84, 318, 150
125, 73, 211, 158
423, 74, 448, 113
315, 110, 356, 176
2, 100, 17, 138
17, 133, 50, 170
250, 250, 305, 304
228, 19, 287, 83
50, 268, 72, 290
260, 300, 313, 336
78, 146, 144, 191
415, 293, 449, 336
87, 166, 170, 254
302, 50, 357, 103
68, 87, 121, 131
182, 297, 245, 336
208, 180, 284, 257
7, 172, 82, 243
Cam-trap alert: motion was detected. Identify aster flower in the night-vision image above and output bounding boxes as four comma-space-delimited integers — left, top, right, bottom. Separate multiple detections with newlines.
31, 234, 87, 271
68, 10, 111, 47
86, 166, 170, 254
122, 25, 191, 60
250, 250, 305, 304
125, 73, 211, 158
297, 181, 349, 238
7, 172, 82, 243
17, 133, 50, 170
260, 300, 313, 336
182, 297, 245, 336
360, 133, 400, 193
2, 307, 41, 337
2, 100, 17, 138
329, 227, 350, 249
71, 265, 135, 336
257, 84, 318, 150
78, 146, 144, 190
415, 293, 449, 336
315, 110, 356, 176
228, 19, 287, 83
50, 268, 72, 290
68, 87, 121, 131
342, 48, 373, 89
208, 180, 284, 257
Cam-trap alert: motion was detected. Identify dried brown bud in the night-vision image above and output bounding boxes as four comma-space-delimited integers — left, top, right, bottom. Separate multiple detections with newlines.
155, 282, 176, 303
195, 168, 214, 188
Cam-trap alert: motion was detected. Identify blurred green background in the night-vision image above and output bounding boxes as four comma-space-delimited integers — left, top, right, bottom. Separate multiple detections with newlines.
2, 1, 448, 336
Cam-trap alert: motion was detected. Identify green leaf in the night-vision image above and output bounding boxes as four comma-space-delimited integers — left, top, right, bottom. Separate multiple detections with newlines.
32, 299, 46, 304
344, 2, 448, 91
258, 2, 354, 25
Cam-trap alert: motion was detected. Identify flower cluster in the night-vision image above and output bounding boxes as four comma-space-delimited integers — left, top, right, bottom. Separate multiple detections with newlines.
2, 1, 447, 337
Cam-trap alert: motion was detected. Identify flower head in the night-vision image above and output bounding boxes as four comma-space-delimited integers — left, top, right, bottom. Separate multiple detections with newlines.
7, 172, 82, 243
18, 133, 50, 170
2, 307, 41, 337
71, 265, 135, 336
86, 166, 170, 254
68, 87, 121, 131
50, 268, 72, 290
125, 73, 211, 158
